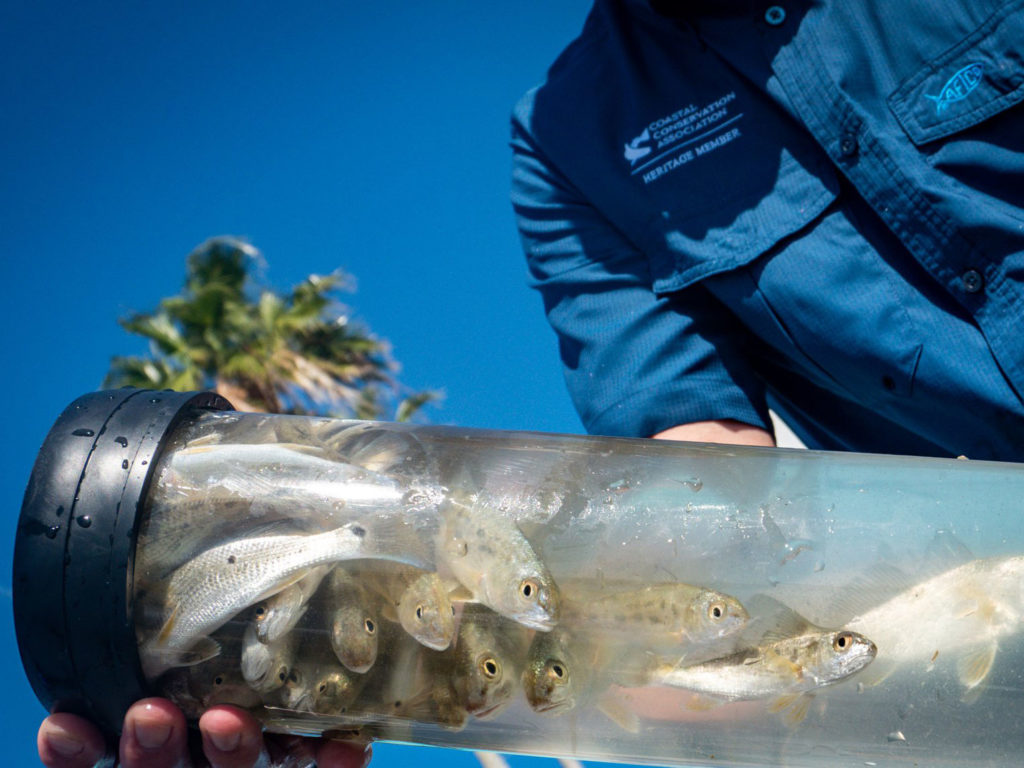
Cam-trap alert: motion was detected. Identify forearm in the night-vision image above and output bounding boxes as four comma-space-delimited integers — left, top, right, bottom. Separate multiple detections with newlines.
651, 419, 775, 447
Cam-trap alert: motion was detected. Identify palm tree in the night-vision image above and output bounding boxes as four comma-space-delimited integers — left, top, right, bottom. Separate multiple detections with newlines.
105, 236, 436, 419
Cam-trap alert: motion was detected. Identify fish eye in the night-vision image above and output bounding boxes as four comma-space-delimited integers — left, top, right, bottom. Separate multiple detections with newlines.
833, 631, 855, 652
254, 605, 266, 618
479, 656, 501, 679
549, 662, 566, 681
707, 601, 725, 621
213, 675, 224, 686
318, 682, 328, 694
278, 670, 287, 682
415, 605, 424, 620
364, 618, 376, 634
288, 670, 299, 683
520, 579, 539, 600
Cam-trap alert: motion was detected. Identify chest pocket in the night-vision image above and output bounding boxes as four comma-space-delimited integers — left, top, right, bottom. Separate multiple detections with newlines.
639, 133, 840, 296
888, 1, 1024, 145
638, 127, 927, 408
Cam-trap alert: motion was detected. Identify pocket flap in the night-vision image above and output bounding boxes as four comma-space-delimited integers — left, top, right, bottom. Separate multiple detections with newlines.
647, 153, 838, 295
888, 3, 1024, 146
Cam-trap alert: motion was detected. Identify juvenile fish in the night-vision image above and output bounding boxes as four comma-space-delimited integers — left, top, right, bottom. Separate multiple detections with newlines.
563, 582, 749, 656
140, 522, 368, 679
845, 555, 1024, 693
326, 565, 380, 674
253, 565, 330, 645
437, 496, 559, 631
279, 656, 364, 715
363, 564, 456, 651
428, 603, 530, 728
241, 622, 294, 693
522, 628, 590, 716
166, 442, 408, 517
651, 628, 876, 724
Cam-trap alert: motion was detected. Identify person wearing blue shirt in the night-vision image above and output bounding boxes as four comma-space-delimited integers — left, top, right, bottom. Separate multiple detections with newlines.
36, 2, 1024, 767
512, 0, 1024, 459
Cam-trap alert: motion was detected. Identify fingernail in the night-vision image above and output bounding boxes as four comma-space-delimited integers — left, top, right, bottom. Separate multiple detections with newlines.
44, 726, 84, 758
361, 744, 373, 768
133, 718, 172, 750
208, 729, 241, 752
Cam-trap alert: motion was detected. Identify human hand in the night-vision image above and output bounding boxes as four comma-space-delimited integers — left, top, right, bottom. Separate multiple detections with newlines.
37, 698, 371, 768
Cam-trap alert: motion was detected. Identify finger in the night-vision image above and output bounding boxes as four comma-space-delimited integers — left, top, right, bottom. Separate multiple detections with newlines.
199, 706, 267, 768
119, 697, 190, 768
38, 713, 108, 768
316, 738, 372, 768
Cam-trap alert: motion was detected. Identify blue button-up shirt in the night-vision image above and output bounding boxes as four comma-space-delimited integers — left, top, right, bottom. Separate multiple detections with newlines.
511, 0, 1024, 459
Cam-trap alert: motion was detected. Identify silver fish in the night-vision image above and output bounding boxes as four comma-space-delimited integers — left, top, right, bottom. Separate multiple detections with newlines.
241, 622, 294, 693
436, 495, 559, 631
846, 555, 1024, 693
166, 441, 408, 517
253, 565, 330, 645
140, 522, 368, 679
652, 627, 876, 724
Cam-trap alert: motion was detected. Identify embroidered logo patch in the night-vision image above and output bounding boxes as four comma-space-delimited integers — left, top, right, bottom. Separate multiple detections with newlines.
924, 62, 984, 114
624, 92, 744, 184
623, 128, 653, 164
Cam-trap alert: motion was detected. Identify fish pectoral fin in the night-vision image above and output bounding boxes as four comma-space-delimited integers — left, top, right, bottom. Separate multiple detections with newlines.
447, 584, 476, 604
596, 692, 641, 734
149, 637, 222, 671
155, 604, 181, 645
765, 650, 803, 679
181, 636, 222, 666
956, 642, 997, 691
853, 659, 895, 689
379, 600, 399, 623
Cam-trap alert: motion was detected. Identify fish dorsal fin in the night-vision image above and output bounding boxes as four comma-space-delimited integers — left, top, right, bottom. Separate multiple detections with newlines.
922, 530, 974, 575
273, 441, 329, 458
821, 563, 915, 624
745, 594, 816, 644
236, 519, 303, 540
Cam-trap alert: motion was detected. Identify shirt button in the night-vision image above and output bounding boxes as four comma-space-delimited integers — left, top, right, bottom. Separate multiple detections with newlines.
839, 133, 858, 158
765, 6, 786, 25
961, 269, 984, 293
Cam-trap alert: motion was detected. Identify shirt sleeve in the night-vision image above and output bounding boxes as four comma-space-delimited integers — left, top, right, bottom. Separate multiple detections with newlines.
510, 117, 771, 438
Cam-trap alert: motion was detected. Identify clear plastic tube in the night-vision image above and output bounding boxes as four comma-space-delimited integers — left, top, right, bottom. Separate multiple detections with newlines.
132, 409, 1024, 767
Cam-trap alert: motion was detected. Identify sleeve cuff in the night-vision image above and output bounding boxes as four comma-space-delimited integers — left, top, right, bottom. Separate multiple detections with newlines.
583, 376, 771, 438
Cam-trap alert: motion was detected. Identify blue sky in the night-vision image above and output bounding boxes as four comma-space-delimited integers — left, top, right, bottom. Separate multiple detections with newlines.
0, 3, 604, 764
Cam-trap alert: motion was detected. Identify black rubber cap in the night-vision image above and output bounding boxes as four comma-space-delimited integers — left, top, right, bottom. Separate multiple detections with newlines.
13, 388, 233, 736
